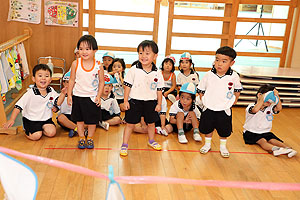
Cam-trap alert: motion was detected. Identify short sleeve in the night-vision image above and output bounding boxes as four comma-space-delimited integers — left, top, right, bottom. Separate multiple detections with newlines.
15, 90, 30, 110
169, 101, 178, 116
156, 72, 164, 91
233, 72, 243, 92
197, 72, 208, 92
124, 67, 135, 88
112, 99, 121, 115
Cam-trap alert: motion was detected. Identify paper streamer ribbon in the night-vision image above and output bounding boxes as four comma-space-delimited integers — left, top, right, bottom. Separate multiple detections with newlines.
1, 146, 300, 191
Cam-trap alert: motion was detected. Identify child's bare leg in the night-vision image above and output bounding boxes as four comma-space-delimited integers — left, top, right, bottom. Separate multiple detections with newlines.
26, 131, 42, 141
43, 124, 56, 137
123, 123, 135, 144
268, 139, 288, 148
57, 114, 77, 130
87, 124, 96, 138
133, 123, 148, 134
257, 138, 294, 156
189, 112, 201, 141
160, 114, 166, 129
106, 116, 122, 126
164, 124, 173, 134
77, 121, 85, 137
256, 138, 276, 151
147, 123, 155, 141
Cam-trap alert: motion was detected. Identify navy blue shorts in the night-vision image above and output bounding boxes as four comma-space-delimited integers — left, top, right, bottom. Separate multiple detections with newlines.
23, 117, 55, 136
243, 130, 283, 144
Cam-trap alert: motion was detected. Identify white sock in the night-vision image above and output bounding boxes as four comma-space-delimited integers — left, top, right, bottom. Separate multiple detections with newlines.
220, 139, 227, 150
272, 146, 280, 151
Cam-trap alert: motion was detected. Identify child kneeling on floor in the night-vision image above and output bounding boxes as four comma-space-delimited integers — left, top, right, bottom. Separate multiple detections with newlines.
169, 82, 201, 144
243, 84, 297, 158
98, 74, 122, 130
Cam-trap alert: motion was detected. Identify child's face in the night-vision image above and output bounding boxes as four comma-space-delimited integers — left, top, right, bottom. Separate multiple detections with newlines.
179, 92, 193, 109
163, 60, 173, 72
103, 84, 113, 96
138, 46, 157, 68
79, 42, 96, 61
180, 60, 191, 71
63, 80, 69, 88
103, 56, 113, 68
112, 61, 124, 73
32, 69, 52, 89
214, 54, 235, 76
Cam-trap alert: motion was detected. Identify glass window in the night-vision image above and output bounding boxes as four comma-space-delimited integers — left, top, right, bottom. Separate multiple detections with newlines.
234, 39, 283, 53
172, 37, 220, 51
83, 13, 89, 27
235, 56, 280, 67
174, 2, 225, 17
236, 22, 286, 37
96, 0, 155, 13
238, 5, 289, 19
173, 20, 223, 34
83, 0, 88, 9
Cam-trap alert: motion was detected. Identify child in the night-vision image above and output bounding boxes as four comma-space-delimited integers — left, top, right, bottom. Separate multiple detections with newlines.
108, 58, 126, 111
67, 35, 105, 149
161, 55, 177, 103
176, 52, 199, 90
3, 64, 58, 141
120, 40, 164, 156
102, 51, 115, 71
197, 46, 242, 158
74, 47, 80, 59
243, 84, 297, 157
99, 74, 122, 130
169, 82, 201, 143
56, 71, 78, 137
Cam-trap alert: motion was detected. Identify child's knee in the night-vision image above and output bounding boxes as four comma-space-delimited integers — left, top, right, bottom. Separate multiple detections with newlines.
26, 131, 42, 141
43, 125, 57, 137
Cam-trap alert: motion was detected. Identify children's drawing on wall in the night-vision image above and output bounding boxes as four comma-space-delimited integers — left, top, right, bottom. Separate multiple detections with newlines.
7, 0, 41, 24
44, 0, 78, 27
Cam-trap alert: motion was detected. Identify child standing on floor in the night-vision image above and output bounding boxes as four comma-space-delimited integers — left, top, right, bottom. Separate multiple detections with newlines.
67, 35, 105, 149
3, 64, 58, 140
102, 52, 115, 71
120, 40, 164, 156
176, 52, 199, 91
99, 74, 122, 131
160, 56, 177, 103
169, 82, 202, 143
56, 71, 78, 137
243, 84, 297, 157
108, 58, 126, 111
197, 46, 242, 158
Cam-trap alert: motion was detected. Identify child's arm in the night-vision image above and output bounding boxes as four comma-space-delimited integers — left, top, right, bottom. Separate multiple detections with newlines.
164, 73, 177, 97
67, 61, 77, 106
3, 108, 20, 128
123, 85, 131, 110
233, 91, 240, 105
273, 89, 282, 112
95, 63, 105, 106
56, 88, 67, 106
251, 93, 264, 113
155, 90, 162, 112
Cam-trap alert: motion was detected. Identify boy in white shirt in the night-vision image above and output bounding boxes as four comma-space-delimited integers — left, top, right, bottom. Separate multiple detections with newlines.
3, 64, 59, 140
120, 40, 164, 156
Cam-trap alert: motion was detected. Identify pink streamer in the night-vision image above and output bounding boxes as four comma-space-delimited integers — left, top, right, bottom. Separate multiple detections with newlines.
1, 146, 300, 191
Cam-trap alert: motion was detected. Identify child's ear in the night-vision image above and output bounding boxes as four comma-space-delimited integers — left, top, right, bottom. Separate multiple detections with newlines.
230, 60, 235, 66
32, 76, 36, 82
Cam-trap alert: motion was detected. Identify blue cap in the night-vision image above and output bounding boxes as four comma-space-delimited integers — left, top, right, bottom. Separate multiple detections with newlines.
104, 74, 117, 85
180, 52, 192, 61
180, 82, 196, 95
102, 52, 115, 59
264, 91, 279, 104
63, 71, 70, 81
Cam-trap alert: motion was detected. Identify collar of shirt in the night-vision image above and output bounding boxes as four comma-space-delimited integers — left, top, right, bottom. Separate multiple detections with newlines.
211, 66, 233, 76
136, 61, 157, 72
32, 84, 52, 95
178, 100, 195, 111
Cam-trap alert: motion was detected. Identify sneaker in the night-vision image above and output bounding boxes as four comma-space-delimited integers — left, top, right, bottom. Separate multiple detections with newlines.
120, 146, 128, 156
155, 127, 162, 134
161, 129, 168, 136
78, 139, 86, 149
193, 133, 202, 142
178, 134, 188, 144
288, 149, 297, 158
86, 139, 94, 149
68, 129, 77, 138
273, 147, 293, 156
148, 141, 162, 150
99, 121, 109, 131
167, 94, 176, 104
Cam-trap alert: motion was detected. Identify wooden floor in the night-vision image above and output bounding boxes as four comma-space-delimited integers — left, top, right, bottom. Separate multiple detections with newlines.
1, 107, 300, 200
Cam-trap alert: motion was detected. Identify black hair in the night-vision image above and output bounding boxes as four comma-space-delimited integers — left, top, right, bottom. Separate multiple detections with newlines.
179, 91, 196, 101
256, 84, 275, 97
216, 46, 236, 60
108, 58, 126, 78
137, 40, 158, 54
33, 64, 52, 77
131, 60, 139, 67
161, 58, 175, 72
77, 35, 98, 50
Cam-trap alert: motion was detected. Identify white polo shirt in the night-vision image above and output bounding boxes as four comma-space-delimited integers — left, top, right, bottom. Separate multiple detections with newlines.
58, 95, 72, 115
176, 70, 199, 87
101, 93, 121, 115
169, 100, 201, 120
15, 86, 59, 121
73, 58, 101, 97
197, 67, 242, 111
124, 62, 164, 101
243, 103, 278, 133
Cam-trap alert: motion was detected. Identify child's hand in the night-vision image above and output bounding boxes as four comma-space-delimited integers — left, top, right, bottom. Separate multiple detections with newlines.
273, 89, 280, 98
257, 93, 264, 103
155, 104, 161, 112
67, 95, 72, 106
3, 119, 15, 129
95, 96, 101, 107
124, 101, 130, 110
163, 93, 168, 98
52, 106, 58, 113
61, 87, 68, 95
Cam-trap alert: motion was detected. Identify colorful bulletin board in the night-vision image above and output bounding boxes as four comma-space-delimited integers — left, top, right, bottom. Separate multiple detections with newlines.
45, 0, 78, 27
7, 0, 41, 24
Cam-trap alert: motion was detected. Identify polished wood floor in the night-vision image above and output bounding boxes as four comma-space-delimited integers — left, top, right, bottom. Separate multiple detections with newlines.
1, 107, 300, 200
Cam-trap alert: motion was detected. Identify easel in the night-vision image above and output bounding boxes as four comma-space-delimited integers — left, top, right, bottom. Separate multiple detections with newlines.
235, 5, 269, 52
0, 28, 32, 135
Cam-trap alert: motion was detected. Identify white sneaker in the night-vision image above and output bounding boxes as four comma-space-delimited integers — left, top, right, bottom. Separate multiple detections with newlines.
178, 134, 188, 144
155, 127, 162, 134
193, 133, 202, 142
168, 94, 176, 104
161, 129, 168, 136
99, 121, 109, 131
288, 149, 297, 158
273, 147, 293, 156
